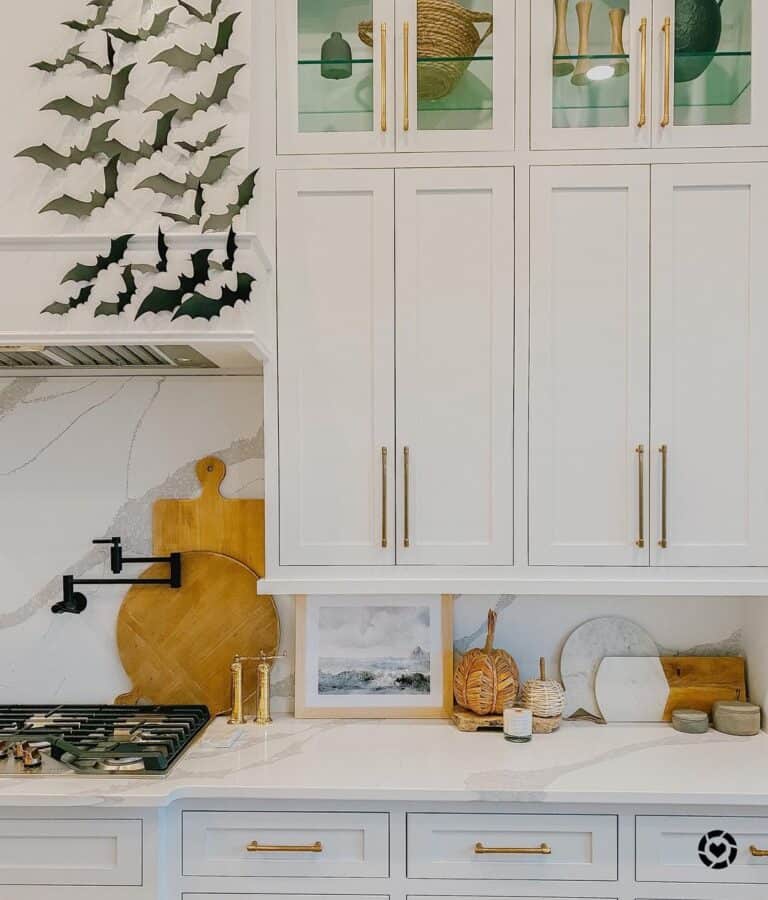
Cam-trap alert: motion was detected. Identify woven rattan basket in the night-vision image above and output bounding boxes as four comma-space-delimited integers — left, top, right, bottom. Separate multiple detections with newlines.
359, 0, 493, 101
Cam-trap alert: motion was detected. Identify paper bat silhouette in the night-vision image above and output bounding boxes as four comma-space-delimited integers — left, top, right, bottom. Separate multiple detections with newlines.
42, 63, 135, 121
18, 111, 174, 170
32, 43, 84, 73
60, 234, 133, 284
73, 34, 116, 74
176, 126, 225, 153
106, 7, 175, 44
157, 229, 169, 272
42, 285, 94, 316
203, 168, 258, 232
63, 0, 115, 32
150, 12, 240, 72
161, 183, 205, 225
172, 271, 254, 321
135, 148, 242, 198
145, 64, 244, 121
95, 267, 138, 316
177, 0, 222, 23
40, 154, 120, 218
223, 227, 237, 271
135, 248, 213, 318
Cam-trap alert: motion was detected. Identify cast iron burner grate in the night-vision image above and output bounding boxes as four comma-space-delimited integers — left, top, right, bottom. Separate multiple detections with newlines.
0, 705, 210, 772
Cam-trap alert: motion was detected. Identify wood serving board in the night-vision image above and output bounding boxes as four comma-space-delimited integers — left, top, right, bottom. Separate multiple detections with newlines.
453, 707, 561, 734
153, 456, 265, 576
116, 551, 278, 715
595, 656, 747, 722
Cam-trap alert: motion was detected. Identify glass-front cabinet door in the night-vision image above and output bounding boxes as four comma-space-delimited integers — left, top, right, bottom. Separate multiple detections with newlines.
277, 0, 396, 153
532, 0, 653, 149
396, 0, 515, 151
654, 0, 768, 147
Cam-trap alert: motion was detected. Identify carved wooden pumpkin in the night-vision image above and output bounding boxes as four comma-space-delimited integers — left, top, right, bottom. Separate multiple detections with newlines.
454, 610, 519, 715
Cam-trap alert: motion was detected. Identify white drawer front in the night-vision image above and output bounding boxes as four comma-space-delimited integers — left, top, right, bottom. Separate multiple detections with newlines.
407, 813, 617, 881
182, 811, 389, 878
637, 815, 768, 884
0, 818, 142, 886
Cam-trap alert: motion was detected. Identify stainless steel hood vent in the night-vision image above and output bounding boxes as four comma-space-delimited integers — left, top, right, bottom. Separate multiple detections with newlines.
0, 344, 218, 371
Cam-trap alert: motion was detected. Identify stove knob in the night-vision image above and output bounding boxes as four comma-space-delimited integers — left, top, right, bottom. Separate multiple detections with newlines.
22, 747, 41, 769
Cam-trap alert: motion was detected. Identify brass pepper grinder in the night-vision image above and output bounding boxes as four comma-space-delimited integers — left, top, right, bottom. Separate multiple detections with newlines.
228, 655, 247, 725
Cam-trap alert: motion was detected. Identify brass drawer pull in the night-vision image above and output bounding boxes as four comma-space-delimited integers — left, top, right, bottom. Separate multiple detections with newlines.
474, 842, 551, 856
636, 444, 645, 548
381, 446, 388, 548
403, 446, 410, 547
380, 23, 388, 132
750, 845, 768, 857
658, 444, 668, 548
247, 841, 323, 853
638, 17, 648, 128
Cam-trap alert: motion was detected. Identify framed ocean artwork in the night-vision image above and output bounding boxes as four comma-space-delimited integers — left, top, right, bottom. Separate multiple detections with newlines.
295, 595, 453, 718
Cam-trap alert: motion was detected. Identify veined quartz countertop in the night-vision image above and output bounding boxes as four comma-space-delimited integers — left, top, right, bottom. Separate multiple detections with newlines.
0, 716, 766, 808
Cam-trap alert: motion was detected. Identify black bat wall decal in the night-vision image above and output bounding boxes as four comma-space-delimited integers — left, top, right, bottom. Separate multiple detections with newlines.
95, 267, 138, 316
106, 7, 175, 44
135, 148, 242, 197
223, 227, 237, 271
150, 12, 240, 72
145, 64, 244, 121
135, 248, 213, 318
40, 155, 120, 218
42, 63, 135, 120
203, 169, 259, 232
177, 0, 222, 23
172, 271, 254, 321
63, 0, 116, 32
161, 183, 204, 225
60, 234, 133, 284
18, 111, 174, 170
32, 43, 84, 73
176, 126, 226, 153
42, 285, 94, 316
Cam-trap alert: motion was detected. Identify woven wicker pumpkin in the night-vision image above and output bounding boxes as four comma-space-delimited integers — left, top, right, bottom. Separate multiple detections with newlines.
520, 658, 566, 719
359, 0, 493, 101
454, 610, 519, 715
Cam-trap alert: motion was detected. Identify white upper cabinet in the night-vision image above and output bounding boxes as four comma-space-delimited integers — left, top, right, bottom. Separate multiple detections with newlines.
532, 0, 767, 150
529, 166, 651, 566
395, 168, 515, 564
532, 0, 653, 149
277, 0, 514, 154
277, 170, 396, 565
651, 164, 768, 565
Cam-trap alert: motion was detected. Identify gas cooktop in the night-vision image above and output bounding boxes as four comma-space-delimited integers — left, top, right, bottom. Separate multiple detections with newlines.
0, 705, 210, 777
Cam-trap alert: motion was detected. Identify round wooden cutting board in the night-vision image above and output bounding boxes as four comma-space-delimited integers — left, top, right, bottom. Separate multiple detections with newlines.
115, 551, 279, 716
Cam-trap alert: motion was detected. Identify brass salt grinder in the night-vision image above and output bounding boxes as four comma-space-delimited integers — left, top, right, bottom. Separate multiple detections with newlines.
228, 650, 286, 726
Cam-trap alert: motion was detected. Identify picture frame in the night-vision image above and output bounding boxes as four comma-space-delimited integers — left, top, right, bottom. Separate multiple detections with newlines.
295, 595, 454, 719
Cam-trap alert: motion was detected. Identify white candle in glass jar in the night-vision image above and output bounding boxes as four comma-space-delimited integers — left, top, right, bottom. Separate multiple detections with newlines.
503, 706, 533, 742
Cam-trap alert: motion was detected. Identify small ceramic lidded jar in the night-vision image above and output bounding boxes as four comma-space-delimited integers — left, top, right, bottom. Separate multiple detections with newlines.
712, 701, 761, 737
503, 707, 533, 743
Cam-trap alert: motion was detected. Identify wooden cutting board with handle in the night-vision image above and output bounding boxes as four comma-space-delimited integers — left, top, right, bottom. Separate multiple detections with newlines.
595, 656, 747, 722
153, 456, 265, 576
115, 551, 278, 715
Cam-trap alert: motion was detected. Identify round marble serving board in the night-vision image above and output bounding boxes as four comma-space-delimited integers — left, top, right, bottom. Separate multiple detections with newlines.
560, 616, 658, 719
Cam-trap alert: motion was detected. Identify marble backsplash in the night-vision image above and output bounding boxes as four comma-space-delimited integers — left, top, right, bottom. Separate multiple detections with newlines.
0, 375, 753, 714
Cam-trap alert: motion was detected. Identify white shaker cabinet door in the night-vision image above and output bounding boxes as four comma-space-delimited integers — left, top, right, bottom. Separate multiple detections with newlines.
529, 166, 651, 566
651, 164, 768, 565
277, 170, 396, 565
395, 168, 515, 564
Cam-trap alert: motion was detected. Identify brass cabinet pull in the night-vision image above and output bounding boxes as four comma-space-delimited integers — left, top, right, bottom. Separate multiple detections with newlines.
636, 444, 645, 549
638, 17, 648, 127
380, 24, 388, 132
658, 444, 668, 548
403, 446, 410, 547
750, 845, 768, 857
403, 21, 410, 132
247, 841, 323, 853
475, 842, 551, 856
660, 16, 672, 127
381, 447, 388, 548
